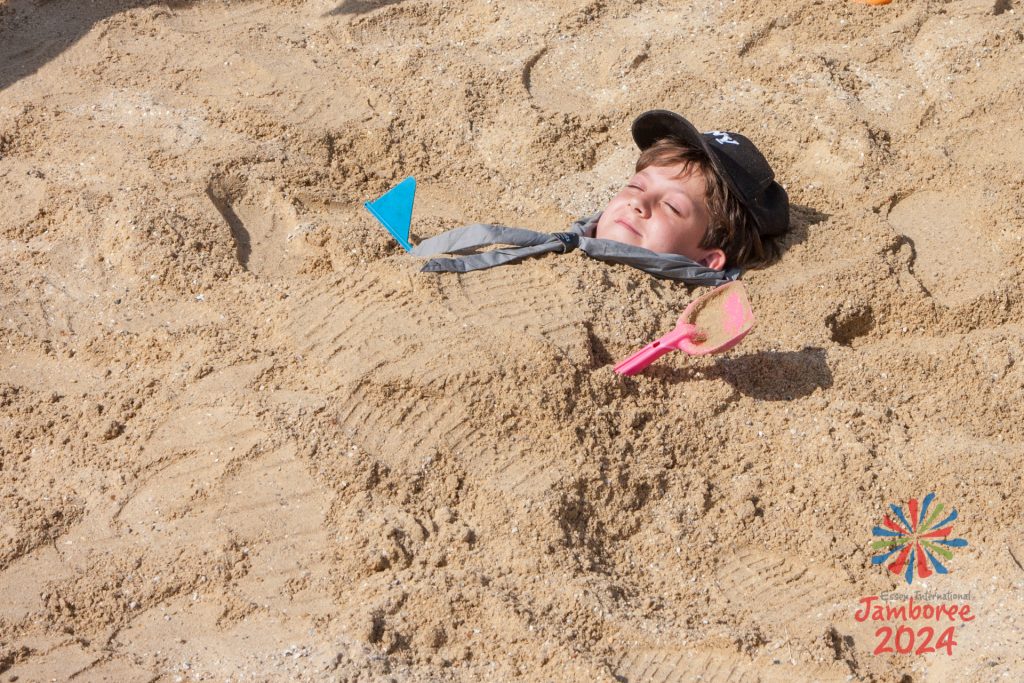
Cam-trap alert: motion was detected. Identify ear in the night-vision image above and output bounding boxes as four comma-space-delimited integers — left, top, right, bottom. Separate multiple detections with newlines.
698, 249, 727, 270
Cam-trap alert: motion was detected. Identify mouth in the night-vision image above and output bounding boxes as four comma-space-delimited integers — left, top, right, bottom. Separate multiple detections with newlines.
615, 218, 641, 237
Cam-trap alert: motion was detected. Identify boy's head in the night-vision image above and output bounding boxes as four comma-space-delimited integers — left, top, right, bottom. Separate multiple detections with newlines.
594, 110, 790, 270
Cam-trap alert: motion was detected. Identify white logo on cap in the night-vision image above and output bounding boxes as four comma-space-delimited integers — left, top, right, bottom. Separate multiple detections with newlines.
707, 130, 739, 146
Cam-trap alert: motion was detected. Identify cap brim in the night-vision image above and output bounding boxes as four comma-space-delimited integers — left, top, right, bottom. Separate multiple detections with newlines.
632, 110, 708, 156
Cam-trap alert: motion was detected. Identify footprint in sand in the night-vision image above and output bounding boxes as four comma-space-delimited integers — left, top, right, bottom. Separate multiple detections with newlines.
206, 172, 320, 278
887, 189, 1006, 307
525, 12, 650, 115
614, 647, 762, 683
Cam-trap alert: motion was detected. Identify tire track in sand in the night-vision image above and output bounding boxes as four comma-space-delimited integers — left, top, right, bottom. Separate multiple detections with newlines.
287, 260, 587, 500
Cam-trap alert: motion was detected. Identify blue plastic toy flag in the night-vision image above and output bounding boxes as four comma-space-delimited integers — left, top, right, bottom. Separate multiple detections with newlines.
364, 176, 416, 251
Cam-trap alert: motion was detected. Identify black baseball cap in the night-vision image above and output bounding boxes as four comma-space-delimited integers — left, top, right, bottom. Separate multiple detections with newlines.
631, 110, 790, 238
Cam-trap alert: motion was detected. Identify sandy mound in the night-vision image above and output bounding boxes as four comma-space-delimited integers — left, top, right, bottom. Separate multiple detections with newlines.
2, 0, 1023, 680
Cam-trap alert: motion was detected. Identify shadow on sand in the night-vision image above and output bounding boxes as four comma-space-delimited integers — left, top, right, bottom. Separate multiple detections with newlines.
0, 0, 412, 92
325, 0, 404, 16
0, 0, 196, 93
643, 347, 833, 401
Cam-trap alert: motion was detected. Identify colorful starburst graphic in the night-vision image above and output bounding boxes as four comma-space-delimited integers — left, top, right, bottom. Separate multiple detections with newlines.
870, 493, 968, 584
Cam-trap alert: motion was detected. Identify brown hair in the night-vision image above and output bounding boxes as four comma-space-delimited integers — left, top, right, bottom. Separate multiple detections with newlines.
636, 138, 781, 268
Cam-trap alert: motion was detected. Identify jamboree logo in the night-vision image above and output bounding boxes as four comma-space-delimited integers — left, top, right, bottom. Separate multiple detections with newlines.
870, 492, 968, 584
857, 493, 973, 656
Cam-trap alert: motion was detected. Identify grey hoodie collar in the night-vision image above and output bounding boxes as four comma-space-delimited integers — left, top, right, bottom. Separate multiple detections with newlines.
409, 212, 740, 286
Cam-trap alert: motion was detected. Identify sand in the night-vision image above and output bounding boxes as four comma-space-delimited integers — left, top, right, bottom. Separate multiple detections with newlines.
2, 0, 1023, 680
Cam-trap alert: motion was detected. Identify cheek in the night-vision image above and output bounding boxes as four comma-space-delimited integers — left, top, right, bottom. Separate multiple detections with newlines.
608, 192, 631, 208
651, 218, 696, 253
651, 216, 680, 240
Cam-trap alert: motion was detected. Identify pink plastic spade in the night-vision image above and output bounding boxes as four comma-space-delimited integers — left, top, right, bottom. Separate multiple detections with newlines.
613, 281, 755, 376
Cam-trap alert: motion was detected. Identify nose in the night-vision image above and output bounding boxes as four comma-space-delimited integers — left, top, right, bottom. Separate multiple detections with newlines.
630, 195, 650, 219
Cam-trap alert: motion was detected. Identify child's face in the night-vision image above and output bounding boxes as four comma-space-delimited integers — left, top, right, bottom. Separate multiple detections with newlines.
595, 163, 725, 269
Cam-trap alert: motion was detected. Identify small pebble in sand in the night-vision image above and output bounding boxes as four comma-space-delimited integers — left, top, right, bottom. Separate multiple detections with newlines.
434, 506, 456, 525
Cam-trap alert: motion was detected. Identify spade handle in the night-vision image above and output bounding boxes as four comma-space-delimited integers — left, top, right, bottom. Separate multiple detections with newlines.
613, 323, 700, 376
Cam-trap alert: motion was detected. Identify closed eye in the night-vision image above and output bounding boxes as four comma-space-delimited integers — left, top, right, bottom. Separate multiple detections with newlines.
664, 202, 680, 215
